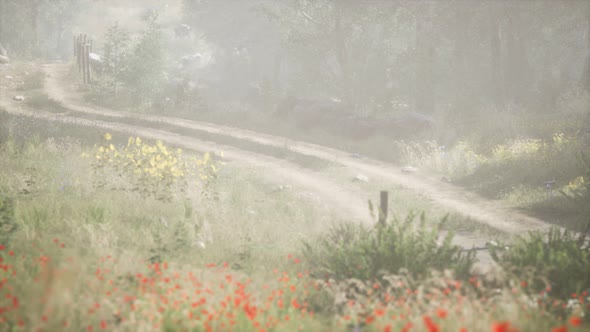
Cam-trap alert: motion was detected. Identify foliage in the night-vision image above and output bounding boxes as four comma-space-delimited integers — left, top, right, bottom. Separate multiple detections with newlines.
560, 153, 590, 231
90, 15, 165, 108
301, 213, 476, 282
89, 133, 218, 202
490, 227, 590, 301
0, 135, 589, 331
123, 13, 165, 107
0, 0, 85, 59
102, 23, 132, 97
180, 0, 590, 117
1, 243, 585, 332
393, 140, 486, 178
0, 196, 17, 244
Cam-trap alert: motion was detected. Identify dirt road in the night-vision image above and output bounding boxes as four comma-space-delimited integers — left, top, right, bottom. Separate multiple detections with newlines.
0, 63, 557, 271
43, 63, 552, 237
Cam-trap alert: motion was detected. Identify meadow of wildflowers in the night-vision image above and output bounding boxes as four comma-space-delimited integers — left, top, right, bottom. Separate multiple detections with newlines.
0, 134, 587, 332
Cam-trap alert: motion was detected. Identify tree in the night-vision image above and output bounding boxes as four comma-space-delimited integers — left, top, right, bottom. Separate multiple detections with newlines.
102, 23, 131, 98
41, 0, 82, 58
580, 3, 590, 90
124, 13, 164, 107
413, 1, 435, 115
182, 0, 589, 123
0, 0, 85, 59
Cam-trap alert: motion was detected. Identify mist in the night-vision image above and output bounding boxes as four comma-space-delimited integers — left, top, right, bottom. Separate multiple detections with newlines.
0, 1, 589, 331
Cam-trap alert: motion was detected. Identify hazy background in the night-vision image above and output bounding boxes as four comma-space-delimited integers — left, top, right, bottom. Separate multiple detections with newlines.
1, 1, 588, 126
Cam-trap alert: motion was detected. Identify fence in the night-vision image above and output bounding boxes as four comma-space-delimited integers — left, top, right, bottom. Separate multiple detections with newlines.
73, 34, 93, 85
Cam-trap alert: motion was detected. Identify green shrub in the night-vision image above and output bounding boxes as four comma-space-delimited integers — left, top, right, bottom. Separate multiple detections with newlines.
89, 134, 219, 202
490, 227, 590, 300
301, 213, 476, 281
0, 196, 18, 244
560, 153, 590, 232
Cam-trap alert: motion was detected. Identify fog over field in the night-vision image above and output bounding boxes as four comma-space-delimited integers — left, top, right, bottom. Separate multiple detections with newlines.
0, 1, 589, 331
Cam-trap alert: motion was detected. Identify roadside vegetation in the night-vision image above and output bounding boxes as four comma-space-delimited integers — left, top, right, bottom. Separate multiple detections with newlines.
0, 128, 588, 331
1, 1, 589, 331
65, 5, 590, 234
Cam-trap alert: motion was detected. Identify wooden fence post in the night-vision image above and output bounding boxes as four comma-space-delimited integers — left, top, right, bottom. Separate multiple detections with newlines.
74, 34, 93, 85
85, 43, 91, 84
83, 44, 88, 84
76, 35, 81, 73
78, 35, 85, 75
378, 190, 388, 227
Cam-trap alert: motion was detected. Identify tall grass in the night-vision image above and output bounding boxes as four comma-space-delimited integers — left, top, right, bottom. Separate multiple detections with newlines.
0, 135, 588, 331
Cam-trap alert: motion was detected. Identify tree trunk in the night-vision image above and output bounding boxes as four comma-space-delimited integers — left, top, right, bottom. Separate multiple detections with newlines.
452, 4, 471, 114
56, 17, 64, 59
582, 9, 590, 89
272, 50, 283, 93
503, 4, 530, 106
332, 1, 351, 104
29, 0, 40, 57
0, 0, 4, 44
414, 2, 435, 115
489, 2, 504, 109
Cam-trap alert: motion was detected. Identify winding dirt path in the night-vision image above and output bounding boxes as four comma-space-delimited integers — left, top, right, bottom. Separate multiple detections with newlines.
0, 63, 558, 271
43, 63, 552, 237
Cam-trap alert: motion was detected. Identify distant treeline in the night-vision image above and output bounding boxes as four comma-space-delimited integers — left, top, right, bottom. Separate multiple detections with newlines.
180, 0, 590, 116
0, 0, 86, 60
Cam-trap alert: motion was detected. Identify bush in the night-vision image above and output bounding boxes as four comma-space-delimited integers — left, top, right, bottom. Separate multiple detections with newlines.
91, 15, 165, 109
301, 213, 476, 282
490, 227, 590, 300
0, 196, 17, 244
560, 153, 590, 232
123, 13, 165, 107
89, 133, 219, 202
101, 22, 132, 98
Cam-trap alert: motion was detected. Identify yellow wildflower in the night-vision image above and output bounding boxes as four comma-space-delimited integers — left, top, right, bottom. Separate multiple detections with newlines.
104, 133, 112, 141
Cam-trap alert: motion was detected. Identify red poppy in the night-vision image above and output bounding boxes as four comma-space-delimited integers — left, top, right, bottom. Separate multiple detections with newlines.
551, 326, 567, 332
423, 315, 440, 332
436, 308, 448, 318
569, 316, 582, 327
491, 321, 512, 332
401, 322, 413, 332
374, 308, 386, 317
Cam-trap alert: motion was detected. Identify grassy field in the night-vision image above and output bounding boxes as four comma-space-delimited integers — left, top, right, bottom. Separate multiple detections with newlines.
153, 101, 590, 233
0, 63, 589, 331
0, 129, 588, 331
